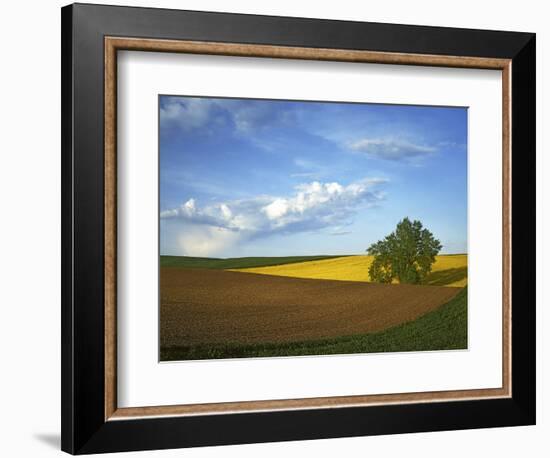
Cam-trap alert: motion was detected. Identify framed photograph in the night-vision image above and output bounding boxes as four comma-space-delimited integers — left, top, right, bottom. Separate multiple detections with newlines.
61, 3, 536, 454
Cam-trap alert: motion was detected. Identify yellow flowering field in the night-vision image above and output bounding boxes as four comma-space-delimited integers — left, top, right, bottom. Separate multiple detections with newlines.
233, 254, 467, 287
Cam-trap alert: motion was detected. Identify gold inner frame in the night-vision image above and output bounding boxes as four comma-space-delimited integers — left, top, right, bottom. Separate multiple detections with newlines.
104, 37, 512, 421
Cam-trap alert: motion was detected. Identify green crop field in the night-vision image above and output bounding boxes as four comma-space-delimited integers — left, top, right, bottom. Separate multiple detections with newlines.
160, 254, 346, 270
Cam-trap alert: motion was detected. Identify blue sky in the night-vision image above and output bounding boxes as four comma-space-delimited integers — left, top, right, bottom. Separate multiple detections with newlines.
159, 95, 467, 258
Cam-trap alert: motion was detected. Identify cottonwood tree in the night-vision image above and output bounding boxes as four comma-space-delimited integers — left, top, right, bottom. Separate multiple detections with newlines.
367, 217, 442, 285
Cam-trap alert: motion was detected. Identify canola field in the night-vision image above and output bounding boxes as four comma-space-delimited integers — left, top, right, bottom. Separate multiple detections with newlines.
233, 254, 467, 287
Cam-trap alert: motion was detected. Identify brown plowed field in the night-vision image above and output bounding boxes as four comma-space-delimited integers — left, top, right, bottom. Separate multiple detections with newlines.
160, 267, 461, 347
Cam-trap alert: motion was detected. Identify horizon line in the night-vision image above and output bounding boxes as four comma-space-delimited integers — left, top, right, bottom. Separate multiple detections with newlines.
160, 253, 468, 260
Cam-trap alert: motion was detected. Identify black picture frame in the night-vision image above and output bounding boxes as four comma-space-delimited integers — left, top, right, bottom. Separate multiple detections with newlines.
61, 3, 536, 454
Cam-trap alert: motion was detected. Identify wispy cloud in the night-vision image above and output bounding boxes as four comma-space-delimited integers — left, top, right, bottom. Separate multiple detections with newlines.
161, 178, 387, 256
160, 96, 295, 134
160, 97, 216, 131
329, 230, 352, 236
290, 158, 327, 179
348, 138, 437, 162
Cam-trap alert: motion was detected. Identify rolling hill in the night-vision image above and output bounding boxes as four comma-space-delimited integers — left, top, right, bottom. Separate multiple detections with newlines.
232, 254, 467, 287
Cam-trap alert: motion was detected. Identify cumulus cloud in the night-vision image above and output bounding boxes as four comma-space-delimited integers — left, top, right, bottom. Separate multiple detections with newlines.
348, 138, 437, 161
161, 178, 386, 256
176, 225, 242, 258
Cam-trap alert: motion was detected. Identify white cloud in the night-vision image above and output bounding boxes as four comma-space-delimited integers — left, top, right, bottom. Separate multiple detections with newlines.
160, 97, 290, 134
330, 230, 352, 236
160, 97, 215, 131
176, 225, 241, 257
348, 138, 436, 161
264, 199, 288, 220
231, 103, 274, 132
290, 158, 325, 179
161, 178, 386, 256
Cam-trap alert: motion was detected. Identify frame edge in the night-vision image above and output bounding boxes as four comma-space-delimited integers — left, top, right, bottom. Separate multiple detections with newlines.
510, 33, 536, 425
61, 3, 75, 454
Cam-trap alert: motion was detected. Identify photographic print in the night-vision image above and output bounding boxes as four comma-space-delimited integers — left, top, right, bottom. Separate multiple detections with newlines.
159, 95, 468, 362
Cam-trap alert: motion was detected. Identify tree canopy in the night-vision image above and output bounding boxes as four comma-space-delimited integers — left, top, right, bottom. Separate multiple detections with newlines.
367, 217, 442, 285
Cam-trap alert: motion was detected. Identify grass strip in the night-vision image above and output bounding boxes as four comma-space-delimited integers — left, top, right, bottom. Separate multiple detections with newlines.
160, 255, 346, 270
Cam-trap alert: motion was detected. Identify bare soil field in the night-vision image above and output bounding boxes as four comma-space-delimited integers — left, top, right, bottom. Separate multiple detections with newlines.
160, 267, 461, 348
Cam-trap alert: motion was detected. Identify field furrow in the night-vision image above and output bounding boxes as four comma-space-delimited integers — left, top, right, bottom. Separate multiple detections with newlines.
160, 267, 461, 349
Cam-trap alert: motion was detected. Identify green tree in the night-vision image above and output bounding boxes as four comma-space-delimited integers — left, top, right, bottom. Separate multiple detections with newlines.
367, 217, 442, 285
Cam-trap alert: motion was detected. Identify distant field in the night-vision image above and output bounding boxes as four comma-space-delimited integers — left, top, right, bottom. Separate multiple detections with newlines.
160, 267, 466, 361
233, 254, 467, 287
160, 267, 463, 360
160, 254, 345, 269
